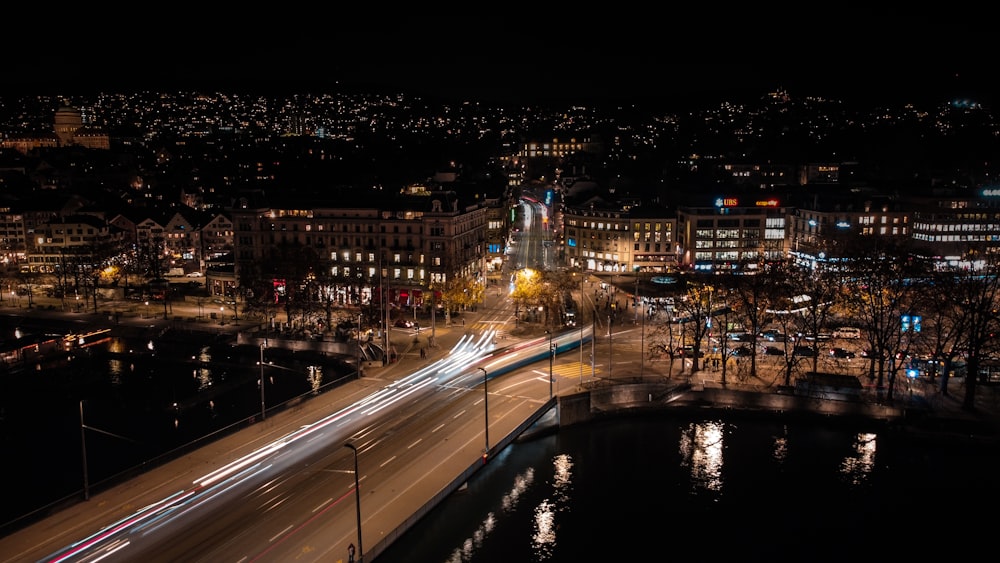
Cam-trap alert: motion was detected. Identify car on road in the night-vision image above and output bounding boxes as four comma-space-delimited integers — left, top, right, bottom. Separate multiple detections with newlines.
829, 347, 856, 359
758, 329, 788, 342
393, 319, 415, 328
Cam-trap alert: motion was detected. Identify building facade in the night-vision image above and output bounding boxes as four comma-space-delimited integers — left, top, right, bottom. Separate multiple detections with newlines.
230, 185, 489, 310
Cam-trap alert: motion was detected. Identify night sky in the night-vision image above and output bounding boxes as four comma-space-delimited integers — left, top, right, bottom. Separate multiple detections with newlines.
2, 13, 993, 108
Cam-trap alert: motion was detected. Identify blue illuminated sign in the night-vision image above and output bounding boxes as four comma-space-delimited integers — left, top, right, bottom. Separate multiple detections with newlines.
901, 315, 922, 333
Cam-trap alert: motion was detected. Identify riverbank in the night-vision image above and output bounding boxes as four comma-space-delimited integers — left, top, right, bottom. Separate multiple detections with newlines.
556, 377, 1000, 444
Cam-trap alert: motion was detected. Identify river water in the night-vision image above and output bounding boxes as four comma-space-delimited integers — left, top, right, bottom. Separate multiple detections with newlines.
374, 410, 999, 562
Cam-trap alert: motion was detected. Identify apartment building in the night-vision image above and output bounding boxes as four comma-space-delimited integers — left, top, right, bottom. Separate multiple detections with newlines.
562, 201, 678, 274
26, 214, 125, 273
230, 185, 490, 308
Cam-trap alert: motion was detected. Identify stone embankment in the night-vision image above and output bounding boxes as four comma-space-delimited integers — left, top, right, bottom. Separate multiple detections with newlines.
549, 378, 1000, 443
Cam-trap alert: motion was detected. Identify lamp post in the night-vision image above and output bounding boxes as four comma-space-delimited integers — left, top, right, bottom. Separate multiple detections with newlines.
579, 302, 584, 387
79, 400, 90, 500
546, 330, 554, 398
344, 442, 363, 563
144, 300, 149, 319
640, 293, 646, 379
357, 313, 363, 378
80, 400, 135, 501
608, 313, 613, 380
636, 268, 644, 379
478, 367, 489, 455
259, 342, 267, 420
634, 273, 639, 325
591, 310, 597, 380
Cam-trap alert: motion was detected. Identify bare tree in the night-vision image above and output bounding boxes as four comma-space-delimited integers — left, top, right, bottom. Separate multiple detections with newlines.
710, 285, 739, 385
671, 278, 716, 375
787, 262, 842, 373
767, 274, 807, 388
730, 260, 788, 380
839, 240, 928, 402
910, 272, 962, 386
937, 259, 1000, 409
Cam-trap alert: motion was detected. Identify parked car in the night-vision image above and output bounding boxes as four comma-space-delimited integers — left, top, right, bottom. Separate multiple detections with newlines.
793, 346, 816, 357
761, 345, 784, 356
731, 345, 754, 357
676, 346, 704, 358
829, 347, 856, 359
832, 327, 862, 339
803, 332, 832, 342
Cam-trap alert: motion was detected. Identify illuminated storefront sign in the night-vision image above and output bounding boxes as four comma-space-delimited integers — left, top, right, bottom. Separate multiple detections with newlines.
715, 197, 739, 207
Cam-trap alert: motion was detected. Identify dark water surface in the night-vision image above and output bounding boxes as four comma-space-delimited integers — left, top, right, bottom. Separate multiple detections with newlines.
375, 411, 999, 562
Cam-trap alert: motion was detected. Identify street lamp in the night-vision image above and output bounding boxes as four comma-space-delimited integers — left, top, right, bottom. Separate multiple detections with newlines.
357, 313, 363, 378
343, 442, 363, 563
608, 313, 613, 380
80, 400, 135, 501
259, 342, 267, 420
579, 297, 585, 387
144, 300, 149, 319
79, 400, 89, 500
634, 273, 639, 324
478, 367, 489, 455
546, 330, 554, 398
636, 267, 644, 379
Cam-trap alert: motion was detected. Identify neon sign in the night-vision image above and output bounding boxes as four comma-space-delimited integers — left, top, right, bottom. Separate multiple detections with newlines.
755, 199, 779, 207
715, 197, 739, 207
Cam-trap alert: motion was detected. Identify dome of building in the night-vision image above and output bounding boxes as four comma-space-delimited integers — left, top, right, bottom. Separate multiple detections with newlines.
54, 105, 83, 146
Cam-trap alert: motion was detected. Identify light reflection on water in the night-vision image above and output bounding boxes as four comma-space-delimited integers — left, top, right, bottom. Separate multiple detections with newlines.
840, 432, 877, 485
772, 425, 789, 463
446, 467, 535, 563
106, 337, 129, 384
681, 420, 725, 492
530, 454, 573, 560
382, 414, 923, 563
